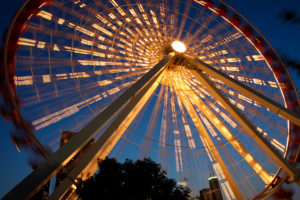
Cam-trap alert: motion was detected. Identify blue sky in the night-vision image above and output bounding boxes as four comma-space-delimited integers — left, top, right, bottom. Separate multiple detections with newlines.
0, 0, 300, 198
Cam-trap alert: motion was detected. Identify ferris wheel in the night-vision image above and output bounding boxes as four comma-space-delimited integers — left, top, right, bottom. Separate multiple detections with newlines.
1, 0, 300, 199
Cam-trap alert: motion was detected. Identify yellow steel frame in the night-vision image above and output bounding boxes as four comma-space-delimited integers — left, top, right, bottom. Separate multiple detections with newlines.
49, 67, 167, 200
186, 57, 299, 182
4, 52, 300, 200
184, 55, 300, 127
173, 72, 273, 181
172, 74, 243, 200
3, 53, 175, 200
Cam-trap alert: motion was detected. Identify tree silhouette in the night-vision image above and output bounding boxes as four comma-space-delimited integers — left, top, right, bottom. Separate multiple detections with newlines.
278, 9, 300, 25
77, 157, 190, 200
279, 52, 300, 76
276, 9, 300, 75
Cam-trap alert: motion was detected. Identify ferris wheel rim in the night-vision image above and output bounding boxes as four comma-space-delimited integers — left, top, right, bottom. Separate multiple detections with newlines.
1, 0, 299, 198
4, 0, 296, 162
1, 0, 52, 159
1, 0, 294, 164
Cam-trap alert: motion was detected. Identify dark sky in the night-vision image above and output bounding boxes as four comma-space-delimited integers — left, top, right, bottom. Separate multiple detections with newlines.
225, 0, 300, 58
0, 1, 34, 198
0, 0, 300, 198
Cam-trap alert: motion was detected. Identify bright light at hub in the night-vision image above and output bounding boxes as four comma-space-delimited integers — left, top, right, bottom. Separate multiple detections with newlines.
171, 41, 186, 53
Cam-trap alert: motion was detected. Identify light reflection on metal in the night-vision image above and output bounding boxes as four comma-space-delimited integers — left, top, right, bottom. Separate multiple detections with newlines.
171, 70, 241, 200
173, 73, 273, 184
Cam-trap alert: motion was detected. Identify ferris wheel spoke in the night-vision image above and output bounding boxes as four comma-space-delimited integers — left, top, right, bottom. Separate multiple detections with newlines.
169, 84, 184, 173
17, 65, 145, 106
49, 62, 166, 200
175, 0, 193, 40
3, 53, 174, 200
172, 76, 242, 199
185, 12, 218, 46
29, 15, 165, 61
180, 72, 287, 156
174, 76, 274, 184
188, 66, 298, 179
3, 0, 300, 199
92, 1, 164, 46
30, 76, 143, 131
210, 96, 287, 155
224, 90, 287, 133
159, 86, 168, 148
138, 82, 166, 159
185, 56, 300, 126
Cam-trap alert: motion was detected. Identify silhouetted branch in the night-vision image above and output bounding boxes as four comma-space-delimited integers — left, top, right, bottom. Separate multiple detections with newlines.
278, 9, 300, 25
279, 51, 300, 76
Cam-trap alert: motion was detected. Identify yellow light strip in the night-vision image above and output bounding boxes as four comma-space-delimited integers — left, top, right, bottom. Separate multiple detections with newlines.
37, 10, 52, 20
176, 75, 273, 184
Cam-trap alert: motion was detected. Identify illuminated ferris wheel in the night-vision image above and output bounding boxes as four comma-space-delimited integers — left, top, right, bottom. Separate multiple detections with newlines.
1, 0, 300, 199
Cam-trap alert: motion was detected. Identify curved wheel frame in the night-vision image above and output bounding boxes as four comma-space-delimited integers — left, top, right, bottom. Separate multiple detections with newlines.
1, 0, 300, 199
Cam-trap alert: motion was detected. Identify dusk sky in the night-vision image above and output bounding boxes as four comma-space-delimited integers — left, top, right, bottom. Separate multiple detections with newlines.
0, 0, 300, 199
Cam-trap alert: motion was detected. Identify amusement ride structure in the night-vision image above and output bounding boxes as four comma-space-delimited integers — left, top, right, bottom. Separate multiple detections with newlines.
1, 0, 300, 199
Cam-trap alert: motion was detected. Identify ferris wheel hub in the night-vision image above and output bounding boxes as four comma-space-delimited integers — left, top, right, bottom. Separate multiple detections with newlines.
171, 41, 186, 53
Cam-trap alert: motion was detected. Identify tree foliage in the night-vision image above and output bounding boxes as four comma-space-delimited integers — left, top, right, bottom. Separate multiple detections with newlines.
77, 157, 190, 200
278, 9, 300, 25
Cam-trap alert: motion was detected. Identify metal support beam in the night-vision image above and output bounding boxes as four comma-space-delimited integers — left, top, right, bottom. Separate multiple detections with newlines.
184, 55, 300, 127
49, 67, 167, 200
173, 77, 244, 200
3, 53, 175, 200
189, 68, 299, 182
173, 70, 273, 181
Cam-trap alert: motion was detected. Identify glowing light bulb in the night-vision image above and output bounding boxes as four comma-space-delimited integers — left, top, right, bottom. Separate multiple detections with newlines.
171, 41, 186, 53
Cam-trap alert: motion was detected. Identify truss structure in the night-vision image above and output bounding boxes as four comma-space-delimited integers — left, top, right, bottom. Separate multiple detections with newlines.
3, 53, 300, 200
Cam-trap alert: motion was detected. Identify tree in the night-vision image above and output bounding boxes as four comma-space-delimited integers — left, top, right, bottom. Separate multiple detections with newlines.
77, 157, 190, 200
277, 9, 300, 75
